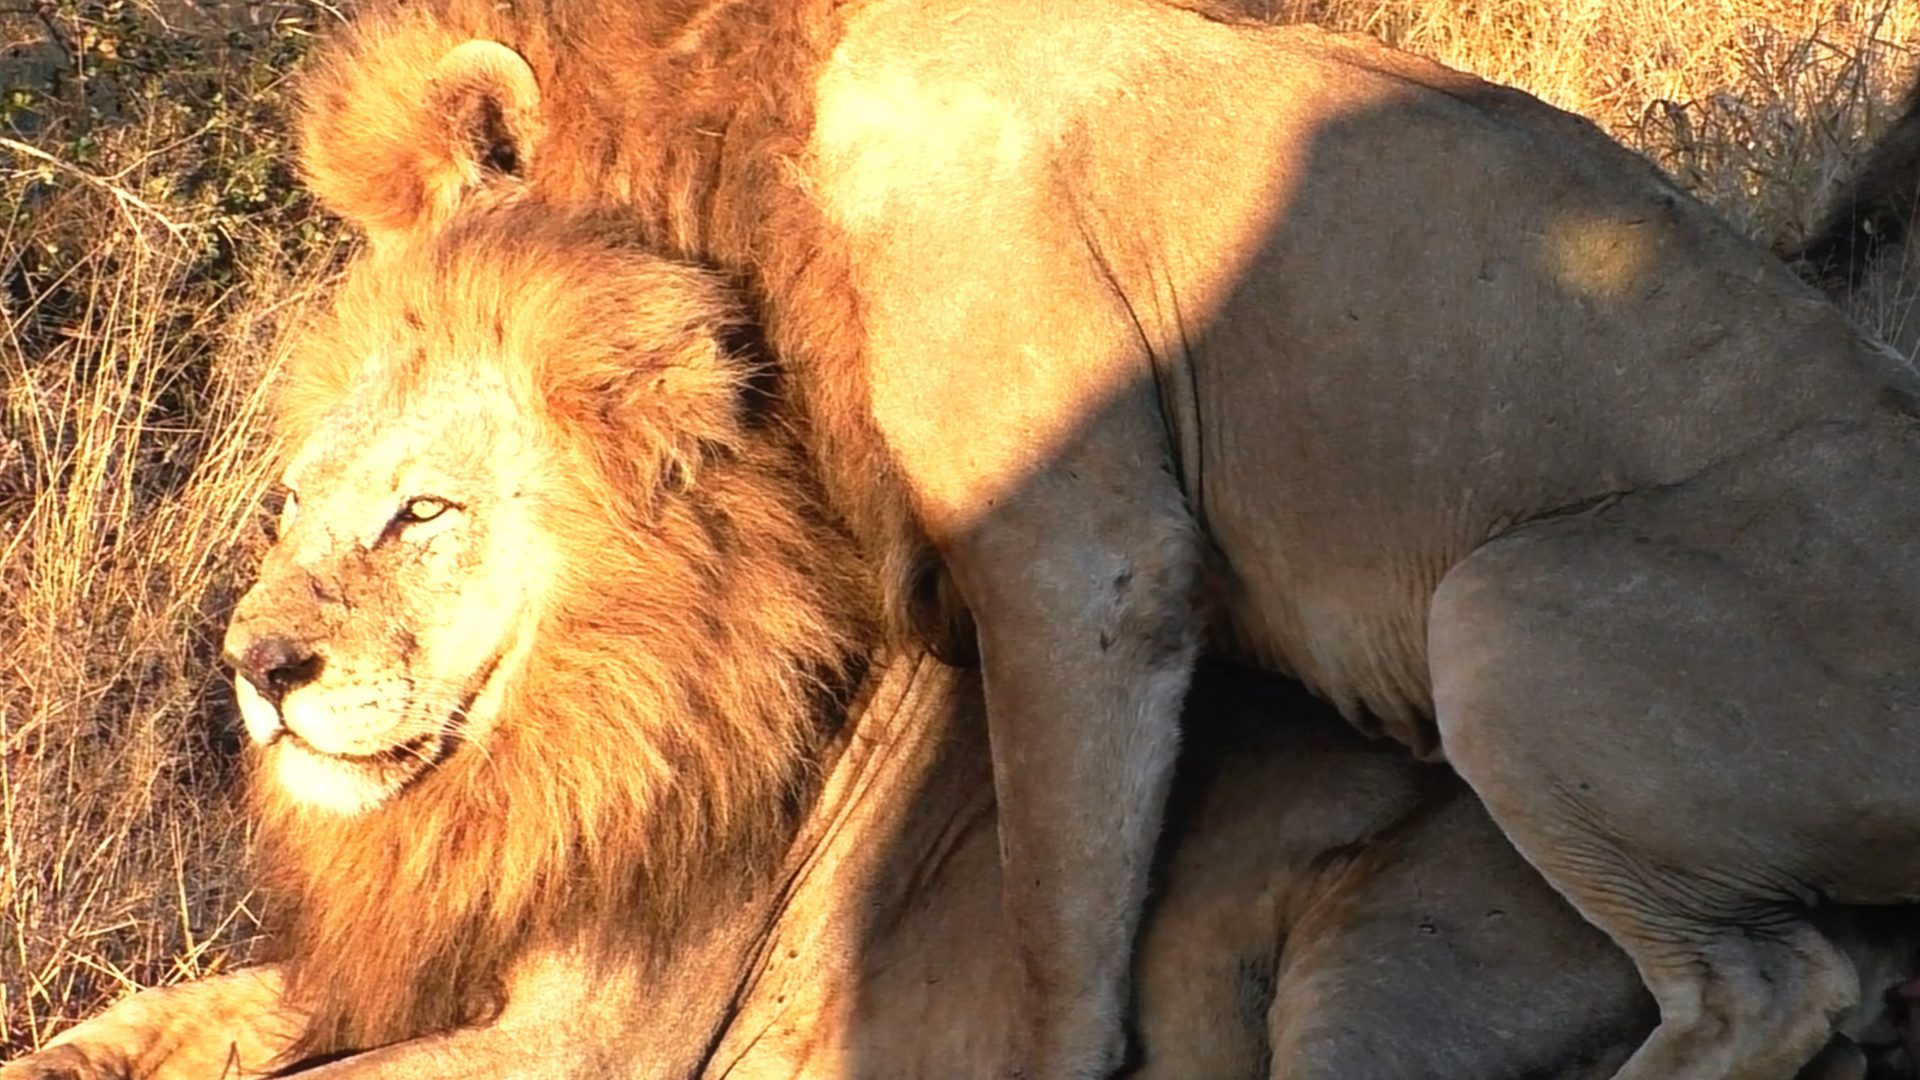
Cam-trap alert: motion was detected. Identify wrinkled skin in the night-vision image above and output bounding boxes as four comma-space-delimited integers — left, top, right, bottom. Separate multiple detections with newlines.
282, 4, 1920, 1077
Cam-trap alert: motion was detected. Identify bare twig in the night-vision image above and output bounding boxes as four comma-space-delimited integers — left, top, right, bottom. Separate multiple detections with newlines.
0, 137, 197, 236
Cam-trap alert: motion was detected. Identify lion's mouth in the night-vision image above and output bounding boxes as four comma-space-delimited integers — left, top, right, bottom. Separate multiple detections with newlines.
284, 729, 437, 767
279, 652, 504, 778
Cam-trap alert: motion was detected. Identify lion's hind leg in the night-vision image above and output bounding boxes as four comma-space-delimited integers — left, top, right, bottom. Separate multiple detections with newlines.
1426, 522, 1903, 1080
1609, 919, 1859, 1079
1261, 788, 1653, 1080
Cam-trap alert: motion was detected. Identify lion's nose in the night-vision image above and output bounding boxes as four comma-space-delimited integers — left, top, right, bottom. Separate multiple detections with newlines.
225, 637, 325, 706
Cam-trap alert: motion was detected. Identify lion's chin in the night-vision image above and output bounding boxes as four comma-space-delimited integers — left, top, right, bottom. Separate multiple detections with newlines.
266, 738, 422, 816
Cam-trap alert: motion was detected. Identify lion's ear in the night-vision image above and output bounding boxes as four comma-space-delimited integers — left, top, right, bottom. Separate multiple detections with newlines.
297, 35, 543, 248
427, 41, 543, 190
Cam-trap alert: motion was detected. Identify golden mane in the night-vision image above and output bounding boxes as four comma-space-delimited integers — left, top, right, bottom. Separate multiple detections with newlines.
294, 0, 972, 660
253, 211, 876, 1054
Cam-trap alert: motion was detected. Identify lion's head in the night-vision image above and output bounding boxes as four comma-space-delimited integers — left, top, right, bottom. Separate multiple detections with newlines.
227, 209, 874, 1053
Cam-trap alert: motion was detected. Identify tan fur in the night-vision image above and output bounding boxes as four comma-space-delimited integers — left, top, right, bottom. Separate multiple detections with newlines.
203, 6, 1920, 1076
11, 217, 1920, 1079
235, 213, 874, 1055
15, 656, 1920, 1079
292, 0, 961, 658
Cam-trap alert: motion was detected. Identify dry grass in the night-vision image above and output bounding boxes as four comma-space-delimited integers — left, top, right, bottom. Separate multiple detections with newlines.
2, 224, 278, 1047
0, 2, 340, 1051
3, 0, 1919, 1058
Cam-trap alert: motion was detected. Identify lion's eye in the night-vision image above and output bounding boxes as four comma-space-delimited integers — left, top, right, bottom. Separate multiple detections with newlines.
396, 496, 453, 526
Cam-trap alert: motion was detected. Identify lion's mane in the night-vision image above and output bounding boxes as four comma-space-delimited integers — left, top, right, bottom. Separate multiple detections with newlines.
253, 211, 875, 1054
292, 0, 975, 661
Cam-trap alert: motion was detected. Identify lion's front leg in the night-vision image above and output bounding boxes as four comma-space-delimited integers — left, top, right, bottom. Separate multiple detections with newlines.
0, 967, 301, 1080
898, 394, 1203, 1079
954, 496, 1199, 1079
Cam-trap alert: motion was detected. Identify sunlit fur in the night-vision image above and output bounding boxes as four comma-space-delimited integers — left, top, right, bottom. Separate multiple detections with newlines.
292, 0, 974, 661
253, 211, 875, 1055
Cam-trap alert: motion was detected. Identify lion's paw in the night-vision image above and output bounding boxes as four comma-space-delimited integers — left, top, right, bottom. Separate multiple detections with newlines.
0, 1044, 129, 1080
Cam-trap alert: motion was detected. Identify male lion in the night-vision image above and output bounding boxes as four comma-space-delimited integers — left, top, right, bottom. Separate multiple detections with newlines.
6, 211, 1914, 1080
292, 5, 1920, 1078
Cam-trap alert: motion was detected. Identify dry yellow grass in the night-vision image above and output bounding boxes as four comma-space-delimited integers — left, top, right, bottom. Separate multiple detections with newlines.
2, 222, 278, 1046
3, 0, 1919, 1058
0, 3, 339, 1050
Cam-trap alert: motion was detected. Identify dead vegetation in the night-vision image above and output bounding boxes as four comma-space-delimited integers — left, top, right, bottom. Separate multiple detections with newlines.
0, 1, 340, 1049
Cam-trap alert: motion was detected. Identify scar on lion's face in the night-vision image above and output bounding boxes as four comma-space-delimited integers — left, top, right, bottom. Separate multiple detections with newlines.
229, 356, 561, 815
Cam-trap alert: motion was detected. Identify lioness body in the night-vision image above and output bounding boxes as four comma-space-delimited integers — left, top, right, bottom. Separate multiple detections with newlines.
11, 199, 1918, 1079
816, 0, 1920, 750
22, 659, 1920, 1079
2, 220, 1673, 1080
0, 660, 1670, 1079
292, 4, 1920, 1076
810, 667, 1658, 1080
